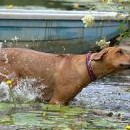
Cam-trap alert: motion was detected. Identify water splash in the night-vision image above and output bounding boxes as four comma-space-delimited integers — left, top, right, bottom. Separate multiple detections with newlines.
0, 42, 3, 52
0, 72, 8, 79
0, 42, 10, 80
13, 78, 39, 103
0, 82, 12, 102
11, 36, 19, 42
0, 42, 9, 63
0, 78, 40, 103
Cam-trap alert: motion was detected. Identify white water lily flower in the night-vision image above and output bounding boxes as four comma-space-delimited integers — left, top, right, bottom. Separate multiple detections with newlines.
81, 15, 95, 27
96, 38, 110, 49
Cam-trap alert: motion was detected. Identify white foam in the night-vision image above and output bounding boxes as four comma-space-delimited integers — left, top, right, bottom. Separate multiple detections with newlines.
0, 82, 12, 101
0, 78, 40, 103
0, 42, 3, 52
12, 78, 39, 102
0, 43, 9, 64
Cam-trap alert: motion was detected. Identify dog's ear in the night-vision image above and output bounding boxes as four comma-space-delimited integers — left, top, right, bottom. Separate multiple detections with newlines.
91, 49, 108, 61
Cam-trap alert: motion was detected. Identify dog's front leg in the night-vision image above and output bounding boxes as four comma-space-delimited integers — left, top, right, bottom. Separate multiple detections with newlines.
49, 85, 82, 105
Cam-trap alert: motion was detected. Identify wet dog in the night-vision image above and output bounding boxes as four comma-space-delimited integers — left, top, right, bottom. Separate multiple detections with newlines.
0, 47, 130, 105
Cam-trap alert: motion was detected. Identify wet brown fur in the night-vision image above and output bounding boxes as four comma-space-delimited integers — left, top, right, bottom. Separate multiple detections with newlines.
0, 47, 130, 105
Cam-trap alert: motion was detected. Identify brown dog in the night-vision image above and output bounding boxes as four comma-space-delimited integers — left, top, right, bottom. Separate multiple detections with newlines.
0, 47, 130, 105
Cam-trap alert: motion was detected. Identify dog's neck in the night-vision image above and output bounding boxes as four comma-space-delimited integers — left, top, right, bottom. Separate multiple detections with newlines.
72, 53, 116, 86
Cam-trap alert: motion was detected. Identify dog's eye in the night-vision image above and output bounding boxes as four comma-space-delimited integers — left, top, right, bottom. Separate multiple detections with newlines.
117, 50, 124, 55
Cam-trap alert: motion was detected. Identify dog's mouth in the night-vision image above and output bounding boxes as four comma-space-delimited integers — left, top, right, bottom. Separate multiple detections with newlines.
119, 64, 130, 69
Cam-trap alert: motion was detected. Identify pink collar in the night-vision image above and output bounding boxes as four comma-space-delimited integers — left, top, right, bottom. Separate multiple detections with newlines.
86, 52, 97, 81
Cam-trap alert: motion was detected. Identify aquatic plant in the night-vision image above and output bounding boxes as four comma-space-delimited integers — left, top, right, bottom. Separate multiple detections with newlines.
81, 14, 95, 27
96, 38, 110, 49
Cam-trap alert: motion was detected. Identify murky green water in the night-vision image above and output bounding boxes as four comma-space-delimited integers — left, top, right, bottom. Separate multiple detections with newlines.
0, 103, 128, 130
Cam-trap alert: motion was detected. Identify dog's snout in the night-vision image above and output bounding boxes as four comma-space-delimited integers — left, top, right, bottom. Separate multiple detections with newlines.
119, 63, 130, 69
119, 64, 123, 67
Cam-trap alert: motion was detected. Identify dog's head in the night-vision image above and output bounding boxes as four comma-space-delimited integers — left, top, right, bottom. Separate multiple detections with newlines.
91, 47, 130, 70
